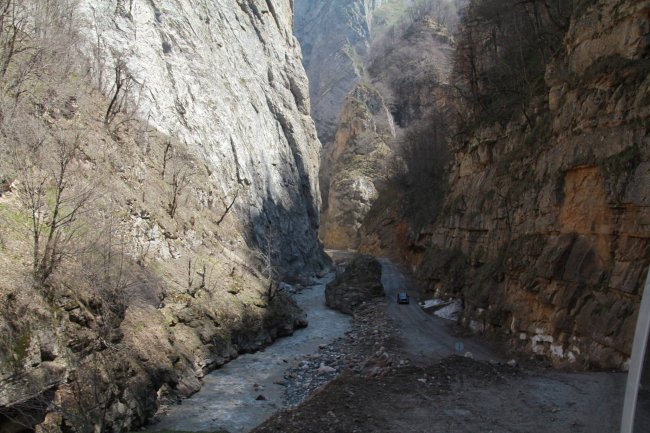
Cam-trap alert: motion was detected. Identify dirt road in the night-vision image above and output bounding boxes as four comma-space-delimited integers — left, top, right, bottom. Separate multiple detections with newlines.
381, 259, 502, 365
254, 255, 627, 433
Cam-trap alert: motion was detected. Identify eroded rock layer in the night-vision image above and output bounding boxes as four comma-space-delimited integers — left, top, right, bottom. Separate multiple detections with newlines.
362, 0, 649, 369
321, 84, 395, 249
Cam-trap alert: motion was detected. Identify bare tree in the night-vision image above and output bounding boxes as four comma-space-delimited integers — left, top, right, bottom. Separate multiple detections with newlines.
0, 354, 126, 433
0, 0, 81, 99
216, 188, 239, 225
104, 55, 134, 126
452, 0, 574, 127
252, 229, 280, 302
11, 131, 94, 287
0, 0, 29, 79
160, 139, 172, 179
90, 7, 105, 89
187, 257, 218, 297
166, 156, 193, 218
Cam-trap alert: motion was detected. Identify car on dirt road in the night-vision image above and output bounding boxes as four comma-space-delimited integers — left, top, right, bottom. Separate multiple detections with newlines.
397, 291, 409, 304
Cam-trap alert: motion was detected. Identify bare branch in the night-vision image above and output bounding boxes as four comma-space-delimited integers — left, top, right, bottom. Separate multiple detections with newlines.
216, 188, 239, 225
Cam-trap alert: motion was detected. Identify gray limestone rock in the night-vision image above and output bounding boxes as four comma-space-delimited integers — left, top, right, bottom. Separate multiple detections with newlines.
78, 0, 328, 274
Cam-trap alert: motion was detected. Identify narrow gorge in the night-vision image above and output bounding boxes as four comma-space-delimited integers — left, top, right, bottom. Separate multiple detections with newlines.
0, 0, 648, 432
297, 0, 649, 370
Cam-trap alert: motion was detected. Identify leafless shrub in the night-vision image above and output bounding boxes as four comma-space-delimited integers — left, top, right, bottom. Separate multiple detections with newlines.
216, 188, 239, 225
160, 139, 173, 179
9, 126, 94, 289
452, 0, 575, 128
0, 0, 81, 99
187, 256, 222, 297
0, 354, 130, 433
104, 55, 135, 126
165, 154, 194, 219
252, 230, 280, 302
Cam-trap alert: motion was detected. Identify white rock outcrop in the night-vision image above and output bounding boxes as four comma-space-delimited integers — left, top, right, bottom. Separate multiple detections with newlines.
78, 0, 326, 272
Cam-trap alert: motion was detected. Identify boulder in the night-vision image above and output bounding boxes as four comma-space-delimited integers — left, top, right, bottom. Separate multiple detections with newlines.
325, 255, 384, 314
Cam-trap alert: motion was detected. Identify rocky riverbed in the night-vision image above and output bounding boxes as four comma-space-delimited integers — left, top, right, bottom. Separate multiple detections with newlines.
145, 253, 408, 433
146, 272, 352, 433
253, 260, 627, 433
282, 299, 409, 406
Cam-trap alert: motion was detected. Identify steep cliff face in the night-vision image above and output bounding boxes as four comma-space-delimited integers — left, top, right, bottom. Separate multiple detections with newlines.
320, 15, 454, 249
295, 0, 388, 215
80, 0, 326, 274
0, 1, 325, 431
294, 0, 380, 146
363, 0, 649, 369
320, 84, 395, 249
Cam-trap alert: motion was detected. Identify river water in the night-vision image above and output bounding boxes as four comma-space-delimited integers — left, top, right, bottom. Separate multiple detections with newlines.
147, 272, 351, 433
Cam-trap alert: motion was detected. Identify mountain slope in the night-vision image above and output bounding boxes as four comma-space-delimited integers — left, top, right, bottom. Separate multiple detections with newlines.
0, 1, 325, 431
361, 0, 649, 369
81, 0, 326, 273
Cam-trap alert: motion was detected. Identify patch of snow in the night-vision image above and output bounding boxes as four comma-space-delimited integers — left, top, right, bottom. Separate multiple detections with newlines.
317, 363, 336, 374
621, 357, 630, 371
550, 344, 564, 358
531, 334, 553, 345
469, 320, 484, 333
532, 344, 545, 354
419, 299, 445, 309
531, 333, 554, 354
519, 332, 527, 340
434, 299, 463, 321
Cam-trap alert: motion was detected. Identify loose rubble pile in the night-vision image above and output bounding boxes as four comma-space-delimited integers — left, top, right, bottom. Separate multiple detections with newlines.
325, 255, 385, 314
282, 299, 409, 406
253, 349, 624, 433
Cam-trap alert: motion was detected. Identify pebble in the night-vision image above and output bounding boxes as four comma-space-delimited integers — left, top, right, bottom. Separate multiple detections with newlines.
318, 363, 336, 374
282, 301, 398, 407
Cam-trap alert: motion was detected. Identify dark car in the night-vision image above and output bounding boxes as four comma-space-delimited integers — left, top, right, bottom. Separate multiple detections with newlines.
397, 292, 409, 304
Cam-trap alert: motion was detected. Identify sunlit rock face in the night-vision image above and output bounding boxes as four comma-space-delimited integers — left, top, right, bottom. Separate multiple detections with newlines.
320, 83, 394, 250
294, 0, 385, 215
1, 3, 331, 432
79, 0, 327, 274
294, 0, 380, 146
300, 7, 454, 250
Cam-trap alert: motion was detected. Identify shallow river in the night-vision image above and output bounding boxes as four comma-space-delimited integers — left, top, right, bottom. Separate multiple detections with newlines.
148, 272, 351, 433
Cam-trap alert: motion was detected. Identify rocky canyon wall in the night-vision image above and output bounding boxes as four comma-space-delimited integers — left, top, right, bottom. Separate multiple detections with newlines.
294, 0, 381, 146
81, 0, 327, 274
362, 0, 649, 370
295, 0, 457, 249
0, 1, 326, 431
